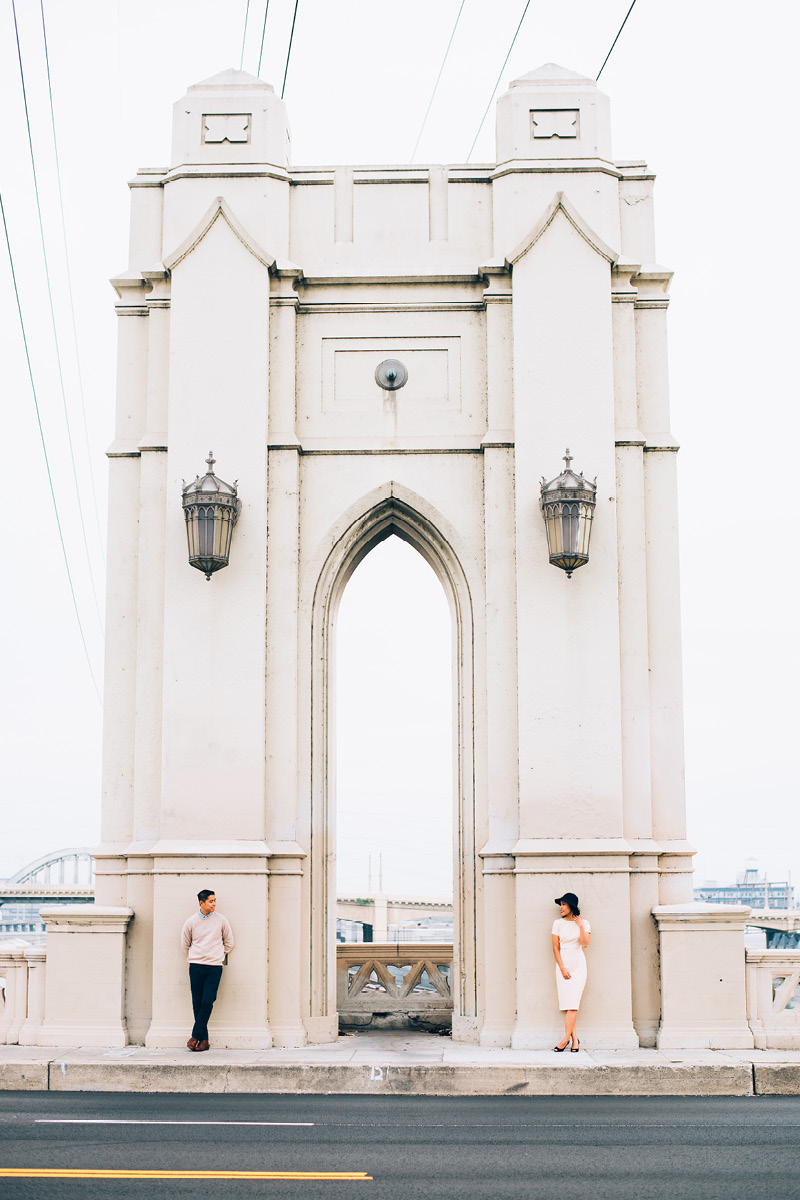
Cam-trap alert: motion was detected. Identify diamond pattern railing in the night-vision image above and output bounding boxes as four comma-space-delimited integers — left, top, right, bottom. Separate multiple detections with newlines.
337, 942, 453, 1029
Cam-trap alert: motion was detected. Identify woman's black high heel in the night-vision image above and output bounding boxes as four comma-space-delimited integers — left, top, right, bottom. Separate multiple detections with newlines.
554, 1040, 570, 1052
571, 1039, 580, 1052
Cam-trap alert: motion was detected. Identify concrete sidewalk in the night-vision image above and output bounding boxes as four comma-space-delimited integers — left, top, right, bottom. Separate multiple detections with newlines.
2, 1032, 800, 1096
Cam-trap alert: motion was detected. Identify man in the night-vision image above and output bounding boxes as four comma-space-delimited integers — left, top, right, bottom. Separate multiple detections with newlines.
180, 889, 234, 1051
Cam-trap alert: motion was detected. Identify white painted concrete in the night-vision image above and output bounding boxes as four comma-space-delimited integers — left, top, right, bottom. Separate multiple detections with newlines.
37, 62, 745, 1053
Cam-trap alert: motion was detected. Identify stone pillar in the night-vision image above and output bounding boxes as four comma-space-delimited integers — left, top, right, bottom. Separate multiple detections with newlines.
636, 272, 694, 903
508, 195, 636, 1050
100, 276, 149, 866
18, 948, 47, 1046
38, 908, 133, 1047
372, 897, 389, 943
653, 905, 754, 1049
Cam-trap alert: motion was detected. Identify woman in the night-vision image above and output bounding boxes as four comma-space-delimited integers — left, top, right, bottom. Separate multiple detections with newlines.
551, 892, 590, 1052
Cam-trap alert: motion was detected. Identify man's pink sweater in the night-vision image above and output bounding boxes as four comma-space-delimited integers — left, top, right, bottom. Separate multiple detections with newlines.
181, 911, 235, 965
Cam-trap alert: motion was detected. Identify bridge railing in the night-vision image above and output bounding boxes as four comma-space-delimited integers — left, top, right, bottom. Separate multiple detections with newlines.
746, 949, 800, 1048
0, 942, 46, 1045
336, 942, 453, 1031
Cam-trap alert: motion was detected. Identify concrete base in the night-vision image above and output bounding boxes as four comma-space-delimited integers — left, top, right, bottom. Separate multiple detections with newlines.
3, 1033, 799, 1095
38, 1021, 129, 1049
512, 1026, 640, 1051
145, 1024, 272, 1051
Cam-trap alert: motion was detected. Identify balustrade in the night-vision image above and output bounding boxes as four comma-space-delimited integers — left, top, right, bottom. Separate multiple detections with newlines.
337, 942, 453, 1031
746, 949, 800, 1048
0, 942, 32, 1044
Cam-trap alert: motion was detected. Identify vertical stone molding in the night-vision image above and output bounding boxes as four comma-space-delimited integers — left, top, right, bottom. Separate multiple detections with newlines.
38, 908, 134, 1048
267, 848, 306, 1048
18, 947, 47, 1046
653, 905, 755, 1049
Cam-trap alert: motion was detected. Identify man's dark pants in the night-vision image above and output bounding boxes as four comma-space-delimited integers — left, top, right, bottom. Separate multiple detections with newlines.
189, 963, 223, 1041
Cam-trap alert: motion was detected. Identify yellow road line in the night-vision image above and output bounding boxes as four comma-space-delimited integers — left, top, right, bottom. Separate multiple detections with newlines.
0, 1168, 372, 1180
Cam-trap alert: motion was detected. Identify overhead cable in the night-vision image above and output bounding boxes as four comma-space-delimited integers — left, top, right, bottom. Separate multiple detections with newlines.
410, 0, 467, 162
240, 0, 251, 70
1, 193, 103, 706
596, 0, 639, 80
466, 0, 531, 162
281, 0, 299, 98
257, 0, 270, 77
39, 0, 106, 567
11, 0, 105, 636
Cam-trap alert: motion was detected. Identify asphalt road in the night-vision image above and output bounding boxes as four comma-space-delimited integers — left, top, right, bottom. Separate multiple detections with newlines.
1, 1091, 799, 1200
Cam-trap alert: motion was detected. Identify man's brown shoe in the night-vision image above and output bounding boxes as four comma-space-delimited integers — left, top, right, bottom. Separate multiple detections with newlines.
196, 1040, 210, 1052
187, 1038, 198, 1051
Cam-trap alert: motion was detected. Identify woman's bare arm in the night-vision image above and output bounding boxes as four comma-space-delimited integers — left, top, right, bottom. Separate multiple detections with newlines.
552, 932, 571, 978
575, 917, 590, 948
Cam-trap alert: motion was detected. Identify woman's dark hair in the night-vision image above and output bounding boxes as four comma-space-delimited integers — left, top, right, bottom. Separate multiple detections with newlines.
555, 892, 580, 916
197, 889, 215, 904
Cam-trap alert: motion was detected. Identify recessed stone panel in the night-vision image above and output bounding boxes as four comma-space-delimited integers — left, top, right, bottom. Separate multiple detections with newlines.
323, 338, 460, 413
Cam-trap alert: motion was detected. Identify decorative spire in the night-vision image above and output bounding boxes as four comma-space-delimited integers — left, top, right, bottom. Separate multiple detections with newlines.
206, 451, 216, 472
563, 448, 573, 471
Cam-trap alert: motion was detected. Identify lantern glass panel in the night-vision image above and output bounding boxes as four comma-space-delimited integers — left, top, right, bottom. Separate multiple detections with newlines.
561, 504, 579, 555
578, 504, 593, 556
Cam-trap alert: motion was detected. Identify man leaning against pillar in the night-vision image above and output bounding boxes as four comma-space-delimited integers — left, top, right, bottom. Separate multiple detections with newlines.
181, 889, 234, 1051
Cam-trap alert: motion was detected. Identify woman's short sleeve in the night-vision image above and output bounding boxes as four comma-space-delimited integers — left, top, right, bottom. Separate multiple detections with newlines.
583, 919, 591, 933
551, 920, 560, 935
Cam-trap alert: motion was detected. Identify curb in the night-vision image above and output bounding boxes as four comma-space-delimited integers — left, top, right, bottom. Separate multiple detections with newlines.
0, 1058, 770, 1096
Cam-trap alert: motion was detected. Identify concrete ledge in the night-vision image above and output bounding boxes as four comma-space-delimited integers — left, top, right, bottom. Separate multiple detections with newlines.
754, 1063, 800, 1094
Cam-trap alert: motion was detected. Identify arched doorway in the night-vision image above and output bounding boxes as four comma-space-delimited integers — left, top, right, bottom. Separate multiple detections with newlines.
309, 493, 477, 1040
336, 535, 452, 1029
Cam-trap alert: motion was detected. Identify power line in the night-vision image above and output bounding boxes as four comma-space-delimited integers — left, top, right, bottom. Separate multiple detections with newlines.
1, 192, 102, 706
39, 0, 106, 568
257, 0, 270, 77
466, 0, 530, 162
240, 0, 251, 70
410, 0, 467, 162
596, 0, 639, 80
281, 0, 299, 98
11, 0, 105, 636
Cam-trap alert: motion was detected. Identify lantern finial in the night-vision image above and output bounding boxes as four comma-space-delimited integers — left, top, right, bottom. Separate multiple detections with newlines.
206, 450, 215, 471
563, 448, 573, 471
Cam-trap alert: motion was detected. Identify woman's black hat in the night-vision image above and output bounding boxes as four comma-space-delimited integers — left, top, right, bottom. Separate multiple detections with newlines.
555, 892, 580, 914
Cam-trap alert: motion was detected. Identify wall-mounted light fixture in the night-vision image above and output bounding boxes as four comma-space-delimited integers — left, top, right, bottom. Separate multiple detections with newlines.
375, 358, 408, 391
540, 449, 597, 578
181, 452, 241, 580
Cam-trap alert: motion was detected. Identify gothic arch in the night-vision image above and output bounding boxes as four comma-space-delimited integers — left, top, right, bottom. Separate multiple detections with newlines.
308, 483, 478, 1033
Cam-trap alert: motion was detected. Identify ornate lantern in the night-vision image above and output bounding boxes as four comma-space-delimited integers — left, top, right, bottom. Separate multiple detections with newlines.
181, 452, 241, 580
540, 449, 597, 578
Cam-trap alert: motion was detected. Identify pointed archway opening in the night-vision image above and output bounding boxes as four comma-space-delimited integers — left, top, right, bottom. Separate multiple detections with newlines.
335, 534, 455, 1034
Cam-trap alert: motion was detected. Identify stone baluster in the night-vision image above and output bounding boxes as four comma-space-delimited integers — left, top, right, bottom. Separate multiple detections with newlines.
0, 945, 29, 1044
18, 948, 47, 1046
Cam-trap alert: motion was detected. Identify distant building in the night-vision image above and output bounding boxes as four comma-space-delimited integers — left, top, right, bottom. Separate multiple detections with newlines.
694, 864, 794, 910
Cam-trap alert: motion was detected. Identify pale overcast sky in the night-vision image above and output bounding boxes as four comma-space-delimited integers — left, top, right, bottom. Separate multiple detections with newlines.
1, 1, 798, 896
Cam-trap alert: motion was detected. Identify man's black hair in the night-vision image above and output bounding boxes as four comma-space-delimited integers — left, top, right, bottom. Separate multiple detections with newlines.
197, 889, 215, 904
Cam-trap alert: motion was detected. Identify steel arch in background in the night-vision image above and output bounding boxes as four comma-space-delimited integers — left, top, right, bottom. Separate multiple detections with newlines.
7, 848, 94, 887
